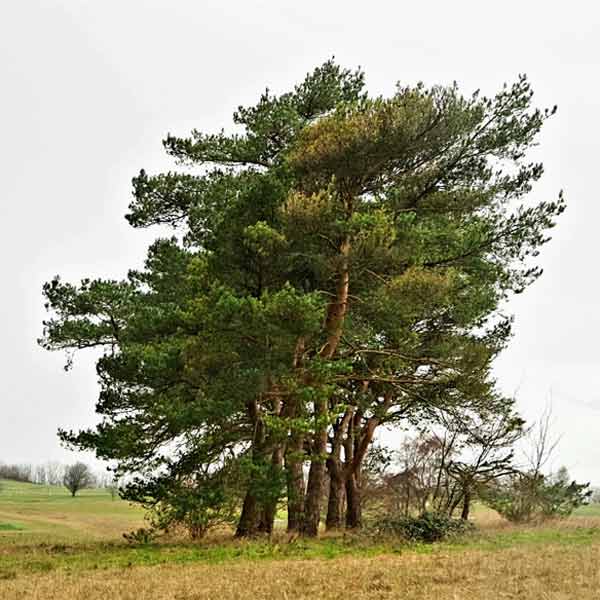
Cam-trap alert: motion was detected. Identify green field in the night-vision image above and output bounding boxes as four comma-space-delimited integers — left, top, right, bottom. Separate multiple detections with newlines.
0, 479, 144, 545
2, 479, 600, 599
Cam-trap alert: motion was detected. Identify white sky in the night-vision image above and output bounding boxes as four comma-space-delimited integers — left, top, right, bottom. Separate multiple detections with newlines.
1, 0, 598, 482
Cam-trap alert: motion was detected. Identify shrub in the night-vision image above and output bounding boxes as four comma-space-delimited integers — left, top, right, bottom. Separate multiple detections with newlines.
122, 466, 240, 541
373, 512, 475, 543
142, 477, 239, 540
123, 527, 157, 545
482, 470, 591, 523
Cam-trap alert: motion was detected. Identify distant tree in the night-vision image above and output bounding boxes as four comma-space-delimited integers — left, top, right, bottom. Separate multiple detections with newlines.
382, 432, 451, 517
482, 468, 590, 522
0, 463, 33, 483
106, 476, 120, 501
361, 396, 523, 524
522, 405, 561, 476
34, 464, 47, 485
21, 464, 33, 482
481, 409, 591, 521
63, 462, 93, 497
45, 462, 64, 486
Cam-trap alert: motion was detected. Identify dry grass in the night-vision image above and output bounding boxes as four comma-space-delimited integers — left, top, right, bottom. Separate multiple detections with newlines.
3, 481, 600, 599
2, 541, 599, 599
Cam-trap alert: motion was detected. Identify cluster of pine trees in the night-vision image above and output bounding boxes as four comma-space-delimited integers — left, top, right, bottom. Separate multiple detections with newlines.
40, 61, 564, 537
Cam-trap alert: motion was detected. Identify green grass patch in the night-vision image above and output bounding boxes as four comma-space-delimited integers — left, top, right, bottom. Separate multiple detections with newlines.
2, 522, 600, 577
574, 503, 600, 517
0, 523, 24, 531
0, 478, 145, 545
3, 479, 600, 579
0, 536, 392, 575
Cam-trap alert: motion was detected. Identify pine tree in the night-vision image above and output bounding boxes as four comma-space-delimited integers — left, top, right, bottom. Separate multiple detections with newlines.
41, 61, 564, 537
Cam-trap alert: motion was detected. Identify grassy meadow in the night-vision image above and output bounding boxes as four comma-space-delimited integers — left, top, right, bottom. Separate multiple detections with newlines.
2, 479, 600, 598
0, 479, 145, 545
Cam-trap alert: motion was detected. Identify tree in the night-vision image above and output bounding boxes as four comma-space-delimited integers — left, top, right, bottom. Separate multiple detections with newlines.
104, 475, 120, 500
363, 396, 523, 522
481, 408, 590, 521
63, 462, 93, 497
0, 463, 33, 483
439, 406, 523, 520
482, 468, 590, 522
44, 461, 64, 486
34, 464, 47, 485
41, 61, 564, 537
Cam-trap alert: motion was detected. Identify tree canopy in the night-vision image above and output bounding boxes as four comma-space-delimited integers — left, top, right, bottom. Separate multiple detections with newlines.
41, 60, 564, 537
63, 462, 93, 497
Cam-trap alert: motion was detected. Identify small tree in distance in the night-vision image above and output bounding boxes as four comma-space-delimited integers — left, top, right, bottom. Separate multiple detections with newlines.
107, 477, 120, 501
63, 462, 93, 497
480, 408, 591, 522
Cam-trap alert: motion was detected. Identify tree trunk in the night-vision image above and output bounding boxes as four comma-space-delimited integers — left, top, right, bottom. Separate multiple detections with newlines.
320, 237, 350, 359
342, 392, 393, 529
303, 234, 351, 537
285, 452, 304, 533
236, 398, 265, 538
461, 489, 471, 521
449, 494, 462, 517
285, 338, 306, 534
258, 445, 284, 534
325, 408, 353, 530
236, 489, 259, 537
302, 440, 326, 536
345, 472, 362, 529
326, 468, 345, 530
257, 507, 275, 535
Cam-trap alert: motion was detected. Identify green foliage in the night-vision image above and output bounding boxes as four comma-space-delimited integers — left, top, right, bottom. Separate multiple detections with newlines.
373, 512, 475, 543
146, 484, 238, 540
482, 470, 591, 523
123, 527, 157, 545
40, 60, 564, 536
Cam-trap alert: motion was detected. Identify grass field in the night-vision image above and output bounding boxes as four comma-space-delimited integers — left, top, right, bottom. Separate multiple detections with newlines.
0, 478, 145, 545
2, 479, 600, 599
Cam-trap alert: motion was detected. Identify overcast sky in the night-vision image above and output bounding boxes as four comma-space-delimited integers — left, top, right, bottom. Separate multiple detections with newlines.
1, 0, 598, 482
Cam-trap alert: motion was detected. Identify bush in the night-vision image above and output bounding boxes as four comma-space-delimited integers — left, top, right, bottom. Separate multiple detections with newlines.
373, 512, 475, 543
482, 471, 591, 523
123, 527, 157, 545
140, 476, 239, 540
149, 488, 235, 539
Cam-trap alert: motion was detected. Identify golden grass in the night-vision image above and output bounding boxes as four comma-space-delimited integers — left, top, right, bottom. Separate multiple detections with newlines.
3, 482, 600, 599
2, 541, 599, 600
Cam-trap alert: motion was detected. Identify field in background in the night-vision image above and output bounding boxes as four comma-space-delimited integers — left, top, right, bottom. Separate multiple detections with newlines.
2, 479, 600, 598
0, 478, 144, 545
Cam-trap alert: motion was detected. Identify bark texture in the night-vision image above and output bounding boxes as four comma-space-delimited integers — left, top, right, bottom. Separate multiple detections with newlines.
302, 235, 351, 537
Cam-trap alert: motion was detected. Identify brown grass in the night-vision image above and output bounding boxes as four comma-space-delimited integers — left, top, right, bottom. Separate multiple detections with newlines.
3, 541, 600, 600
3, 489, 599, 599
